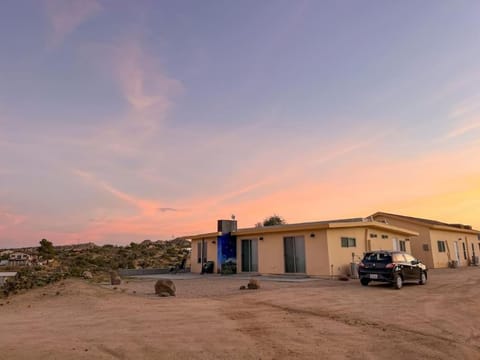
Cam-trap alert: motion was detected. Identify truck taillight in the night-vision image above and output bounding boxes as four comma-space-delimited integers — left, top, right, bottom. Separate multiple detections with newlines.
385, 263, 396, 269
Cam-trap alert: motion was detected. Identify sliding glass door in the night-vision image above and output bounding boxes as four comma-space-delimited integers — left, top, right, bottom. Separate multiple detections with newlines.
284, 236, 306, 273
241, 239, 258, 272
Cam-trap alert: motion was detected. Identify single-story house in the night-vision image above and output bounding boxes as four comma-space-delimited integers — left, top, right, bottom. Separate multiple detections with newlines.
371, 212, 480, 269
8, 252, 32, 267
187, 218, 419, 277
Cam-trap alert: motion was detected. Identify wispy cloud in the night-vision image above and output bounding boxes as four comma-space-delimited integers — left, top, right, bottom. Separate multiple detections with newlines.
73, 169, 179, 217
0, 209, 26, 231
76, 37, 183, 156
438, 94, 480, 141
45, 0, 101, 47
158, 207, 181, 213
443, 120, 480, 140
113, 40, 182, 114
449, 93, 480, 119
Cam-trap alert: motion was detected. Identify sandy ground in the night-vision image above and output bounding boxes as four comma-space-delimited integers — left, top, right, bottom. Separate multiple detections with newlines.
1, 268, 480, 360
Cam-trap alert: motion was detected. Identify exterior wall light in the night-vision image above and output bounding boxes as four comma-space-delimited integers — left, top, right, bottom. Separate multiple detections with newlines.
259, 237, 264, 240
310, 233, 315, 238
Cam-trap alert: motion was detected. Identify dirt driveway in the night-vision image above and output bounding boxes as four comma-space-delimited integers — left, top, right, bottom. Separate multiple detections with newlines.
1, 267, 479, 359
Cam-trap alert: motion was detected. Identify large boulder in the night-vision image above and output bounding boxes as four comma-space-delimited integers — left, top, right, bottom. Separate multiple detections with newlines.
154, 279, 176, 297
82, 271, 93, 280
110, 271, 121, 285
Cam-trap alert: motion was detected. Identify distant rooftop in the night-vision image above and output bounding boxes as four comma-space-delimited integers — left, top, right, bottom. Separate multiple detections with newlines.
373, 212, 477, 231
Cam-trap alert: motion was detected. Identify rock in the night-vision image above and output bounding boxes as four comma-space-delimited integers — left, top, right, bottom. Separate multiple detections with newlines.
158, 292, 170, 297
239, 285, 246, 290
247, 278, 260, 290
82, 271, 93, 280
154, 279, 176, 297
110, 271, 121, 285
338, 275, 349, 281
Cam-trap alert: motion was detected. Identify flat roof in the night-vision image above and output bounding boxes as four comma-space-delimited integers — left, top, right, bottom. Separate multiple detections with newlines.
372, 212, 480, 235
0, 272, 17, 277
232, 220, 419, 237
186, 232, 222, 240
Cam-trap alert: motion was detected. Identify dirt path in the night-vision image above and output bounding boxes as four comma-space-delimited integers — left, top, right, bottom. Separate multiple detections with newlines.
1, 268, 479, 359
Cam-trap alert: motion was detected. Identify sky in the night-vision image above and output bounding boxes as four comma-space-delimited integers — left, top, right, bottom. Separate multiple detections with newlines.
1, 0, 480, 248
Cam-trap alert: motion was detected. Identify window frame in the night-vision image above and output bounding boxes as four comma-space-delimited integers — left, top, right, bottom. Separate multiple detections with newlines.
437, 240, 446, 253
341, 237, 356, 248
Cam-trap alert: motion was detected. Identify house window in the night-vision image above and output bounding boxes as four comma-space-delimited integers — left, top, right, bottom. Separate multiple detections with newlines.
462, 242, 467, 260
399, 240, 406, 252
381, 234, 388, 239
341, 237, 356, 248
369, 233, 377, 238
422, 244, 429, 251
437, 241, 446, 253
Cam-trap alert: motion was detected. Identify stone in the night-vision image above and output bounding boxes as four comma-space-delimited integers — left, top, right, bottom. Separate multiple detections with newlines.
82, 271, 93, 280
110, 271, 121, 285
338, 275, 349, 281
154, 279, 176, 297
239, 285, 246, 290
247, 279, 260, 290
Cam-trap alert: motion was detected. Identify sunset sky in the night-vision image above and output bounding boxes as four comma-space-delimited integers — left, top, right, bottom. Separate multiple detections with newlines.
1, 1, 480, 248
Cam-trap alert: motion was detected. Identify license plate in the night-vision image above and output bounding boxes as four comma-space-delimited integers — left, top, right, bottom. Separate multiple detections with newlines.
369, 274, 378, 279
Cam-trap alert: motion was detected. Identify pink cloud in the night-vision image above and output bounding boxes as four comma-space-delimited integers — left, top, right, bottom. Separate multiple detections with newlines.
0, 209, 26, 229
443, 120, 480, 140
73, 169, 170, 217
45, 0, 101, 47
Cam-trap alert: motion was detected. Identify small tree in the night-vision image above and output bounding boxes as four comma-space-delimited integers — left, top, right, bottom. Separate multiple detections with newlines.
262, 214, 286, 227
38, 238, 56, 260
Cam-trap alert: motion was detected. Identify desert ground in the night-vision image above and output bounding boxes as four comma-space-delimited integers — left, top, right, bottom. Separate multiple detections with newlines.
1, 267, 479, 360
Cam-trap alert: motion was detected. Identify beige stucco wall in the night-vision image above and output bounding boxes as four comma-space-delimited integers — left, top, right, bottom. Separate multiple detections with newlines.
325, 227, 410, 277
326, 228, 366, 277
365, 228, 411, 254
305, 230, 330, 276
429, 230, 475, 268
237, 230, 330, 275
372, 215, 434, 268
237, 231, 316, 275
190, 237, 218, 273
190, 222, 423, 276
464, 234, 480, 261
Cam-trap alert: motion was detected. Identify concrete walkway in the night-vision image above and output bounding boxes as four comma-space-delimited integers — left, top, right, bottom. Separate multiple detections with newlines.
130, 272, 323, 282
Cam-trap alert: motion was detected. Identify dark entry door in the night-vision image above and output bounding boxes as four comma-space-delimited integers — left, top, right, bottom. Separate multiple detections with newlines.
241, 239, 258, 272
284, 236, 306, 273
